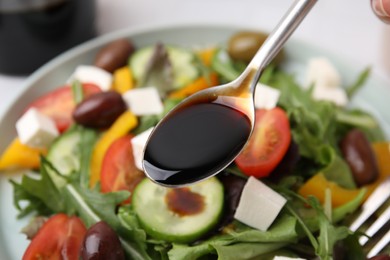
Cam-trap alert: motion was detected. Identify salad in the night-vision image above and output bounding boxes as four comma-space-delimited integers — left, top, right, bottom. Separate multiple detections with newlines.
0, 29, 389, 260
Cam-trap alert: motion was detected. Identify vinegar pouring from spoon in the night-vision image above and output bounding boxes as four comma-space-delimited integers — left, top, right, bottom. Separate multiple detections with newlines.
143, 0, 317, 187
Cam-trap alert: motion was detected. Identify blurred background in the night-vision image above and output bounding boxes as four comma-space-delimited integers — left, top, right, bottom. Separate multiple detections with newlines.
0, 0, 389, 114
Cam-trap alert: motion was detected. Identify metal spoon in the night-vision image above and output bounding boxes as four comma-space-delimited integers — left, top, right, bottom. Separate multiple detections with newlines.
143, 0, 317, 187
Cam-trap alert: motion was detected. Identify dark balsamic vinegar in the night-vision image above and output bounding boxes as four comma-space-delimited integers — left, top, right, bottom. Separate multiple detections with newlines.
143, 102, 252, 186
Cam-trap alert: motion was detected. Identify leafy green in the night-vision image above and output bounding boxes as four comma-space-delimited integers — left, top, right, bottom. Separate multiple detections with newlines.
321, 150, 355, 189
77, 126, 98, 188
138, 43, 174, 96
332, 188, 366, 223
11, 159, 65, 217
71, 80, 84, 104
266, 69, 384, 188
345, 67, 370, 98
307, 197, 351, 260
168, 214, 297, 260
63, 184, 151, 260
211, 48, 241, 82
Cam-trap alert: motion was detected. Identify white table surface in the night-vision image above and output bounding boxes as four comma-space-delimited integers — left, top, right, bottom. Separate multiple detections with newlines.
0, 0, 389, 119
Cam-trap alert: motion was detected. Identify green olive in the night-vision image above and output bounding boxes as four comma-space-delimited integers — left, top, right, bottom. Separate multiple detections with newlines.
227, 31, 285, 65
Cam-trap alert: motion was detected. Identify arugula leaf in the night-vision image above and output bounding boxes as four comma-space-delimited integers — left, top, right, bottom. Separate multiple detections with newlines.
168, 213, 297, 260
321, 150, 356, 189
345, 67, 371, 98
307, 197, 351, 260
11, 160, 66, 217
63, 183, 128, 228
63, 184, 151, 260
214, 242, 288, 260
210, 48, 241, 82
76, 126, 98, 188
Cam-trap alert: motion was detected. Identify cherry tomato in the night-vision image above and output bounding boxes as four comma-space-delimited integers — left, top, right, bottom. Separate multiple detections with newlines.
25, 83, 101, 132
235, 107, 291, 178
100, 135, 145, 203
22, 213, 87, 260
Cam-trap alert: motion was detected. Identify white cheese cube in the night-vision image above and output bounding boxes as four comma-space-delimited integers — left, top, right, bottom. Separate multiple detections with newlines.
254, 83, 281, 109
234, 176, 287, 231
122, 87, 164, 116
273, 256, 306, 260
312, 85, 348, 106
68, 65, 113, 91
305, 57, 341, 89
16, 108, 59, 148
131, 127, 154, 170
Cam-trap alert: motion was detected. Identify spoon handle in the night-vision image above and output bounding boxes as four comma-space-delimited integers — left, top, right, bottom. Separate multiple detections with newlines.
247, 0, 317, 94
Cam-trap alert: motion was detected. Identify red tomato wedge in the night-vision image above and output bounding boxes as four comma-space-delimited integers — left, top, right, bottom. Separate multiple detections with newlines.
235, 107, 291, 178
100, 135, 145, 203
24, 83, 101, 132
22, 213, 87, 260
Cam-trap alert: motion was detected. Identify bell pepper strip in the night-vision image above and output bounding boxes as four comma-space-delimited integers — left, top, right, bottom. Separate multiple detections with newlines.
298, 142, 390, 207
89, 111, 138, 187
113, 66, 134, 94
197, 47, 217, 67
0, 138, 47, 171
168, 73, 219, 99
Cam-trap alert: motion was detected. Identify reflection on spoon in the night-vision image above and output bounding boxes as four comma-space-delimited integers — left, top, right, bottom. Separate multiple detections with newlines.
143, 0, 318, 187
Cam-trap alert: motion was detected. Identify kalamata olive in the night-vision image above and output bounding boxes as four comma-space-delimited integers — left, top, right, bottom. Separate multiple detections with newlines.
94, 39, 135, 73
227, 31, 285, 64
81, 221, 125, 260
217, 172, 247, 229
73, 91, 127, 128
340, 129, 379, 187
270, 141, 300, 179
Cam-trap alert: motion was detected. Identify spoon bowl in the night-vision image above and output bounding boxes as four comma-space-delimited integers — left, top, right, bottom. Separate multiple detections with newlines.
143, 0, 317, 187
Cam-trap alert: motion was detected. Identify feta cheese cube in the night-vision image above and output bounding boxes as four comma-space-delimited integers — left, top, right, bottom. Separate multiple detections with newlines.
131, 127, 154, 170
16, 108, 59, 148
122, 87, 164, 116
68, 65, 113, 91
234, 176, 287, 231
254, 83, 281, 109
305, 57, 341, 89
312, 85, 348, 106
273, 256, 306, 260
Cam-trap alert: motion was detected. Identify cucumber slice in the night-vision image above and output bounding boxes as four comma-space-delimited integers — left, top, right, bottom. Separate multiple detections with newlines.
46, 128, 84, 188
133, 177, 224, 243
130, 45, 199, 89
47, 129, 82, 176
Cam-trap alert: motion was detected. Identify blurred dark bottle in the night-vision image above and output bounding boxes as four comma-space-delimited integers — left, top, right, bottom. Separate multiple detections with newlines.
0, 0, 96, 75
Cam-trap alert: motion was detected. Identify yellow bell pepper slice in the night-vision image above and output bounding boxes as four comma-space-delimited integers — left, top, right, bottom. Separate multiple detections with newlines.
299, 142, 390, 207
197, 47, 217, 67
168, 73, 219, 99
89, 111, 138, 187
113, 66, 134, 94
0, 138, 47, 171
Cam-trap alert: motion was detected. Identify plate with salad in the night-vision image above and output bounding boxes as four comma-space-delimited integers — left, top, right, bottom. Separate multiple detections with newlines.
0, 25, 389, 260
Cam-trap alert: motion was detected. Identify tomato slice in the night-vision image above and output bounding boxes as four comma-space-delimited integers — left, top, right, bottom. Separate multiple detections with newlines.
22, 213, 87, 260
25, 83, 101, 132
235, 107, 291, 178
100, 135, 145, 203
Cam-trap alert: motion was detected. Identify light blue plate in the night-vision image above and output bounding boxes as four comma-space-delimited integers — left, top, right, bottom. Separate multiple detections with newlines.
0, 24, 389, 260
